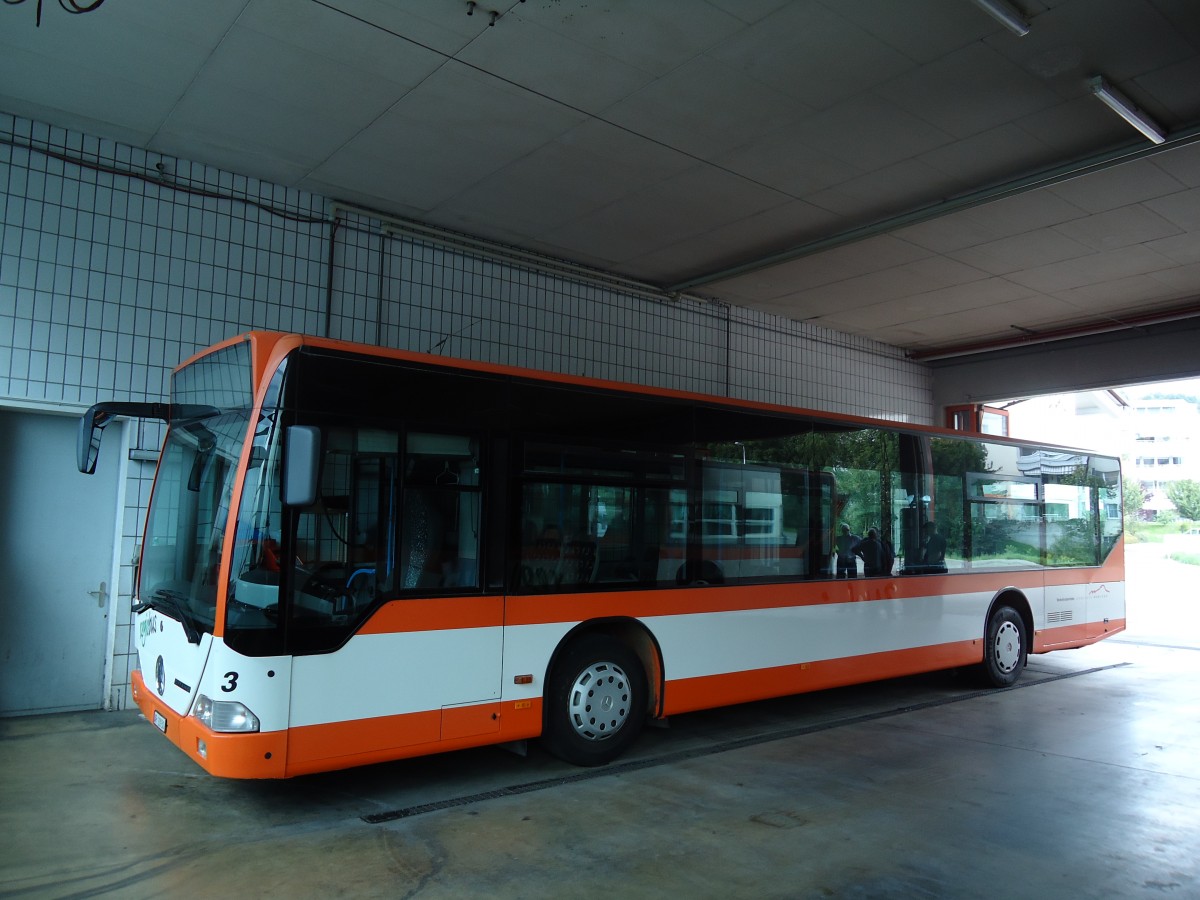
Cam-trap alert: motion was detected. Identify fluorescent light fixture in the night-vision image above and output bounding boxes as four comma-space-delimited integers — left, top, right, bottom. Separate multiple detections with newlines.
971, 0, 1030, 36
1088, 76, 1166, 144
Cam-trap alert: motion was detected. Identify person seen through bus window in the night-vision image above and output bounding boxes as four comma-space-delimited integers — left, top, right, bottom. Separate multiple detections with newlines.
854, 527, 893, 577
835, 523, 860, 578
919, 521, 947, 573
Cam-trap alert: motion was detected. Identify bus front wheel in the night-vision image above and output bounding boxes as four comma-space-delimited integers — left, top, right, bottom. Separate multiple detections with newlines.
982, 605, 1027, 688
542, 635, 647, 766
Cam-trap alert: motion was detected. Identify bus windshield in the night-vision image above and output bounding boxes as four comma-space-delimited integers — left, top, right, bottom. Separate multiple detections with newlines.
138, 341, 256, 641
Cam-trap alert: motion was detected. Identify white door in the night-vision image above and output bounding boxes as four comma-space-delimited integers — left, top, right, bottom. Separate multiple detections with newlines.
0, 409, 122, 715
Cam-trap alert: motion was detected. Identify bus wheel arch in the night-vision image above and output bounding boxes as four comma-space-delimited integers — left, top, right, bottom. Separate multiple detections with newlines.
981, 591, 1031, 688
541, 620, 661, 766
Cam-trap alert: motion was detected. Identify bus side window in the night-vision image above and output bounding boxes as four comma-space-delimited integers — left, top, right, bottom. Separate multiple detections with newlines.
515, 442, 682, 593
516, 483, 597, 589
691, 429, 902, 584
694, 463, 787, 584
291, 428, 399, 625
399, 433, 482, 592
286, 428, 482, 653
929, 436, 981, 571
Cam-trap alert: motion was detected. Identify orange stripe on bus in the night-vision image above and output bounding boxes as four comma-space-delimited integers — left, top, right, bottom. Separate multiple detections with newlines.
288, 708, 440, 763
349, 568, 1118, 634
356, 595, 504, 634
131, 670, 288, 779
283, 699, 544, 777
661, 640, 983, 716
503, 573, 1049, 627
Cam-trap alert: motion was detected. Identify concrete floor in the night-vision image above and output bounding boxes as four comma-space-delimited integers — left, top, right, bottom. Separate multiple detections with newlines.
2, 546, 1198, 899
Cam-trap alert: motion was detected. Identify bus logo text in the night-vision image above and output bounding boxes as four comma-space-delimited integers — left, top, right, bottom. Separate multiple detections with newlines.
139, 615, 161, 647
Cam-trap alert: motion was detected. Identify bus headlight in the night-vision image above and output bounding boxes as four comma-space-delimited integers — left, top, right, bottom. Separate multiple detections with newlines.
192, 694, 260, 733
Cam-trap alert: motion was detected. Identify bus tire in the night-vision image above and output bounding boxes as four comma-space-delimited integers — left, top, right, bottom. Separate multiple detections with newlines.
542, 634, 647, 766
981, 605, 1027, 687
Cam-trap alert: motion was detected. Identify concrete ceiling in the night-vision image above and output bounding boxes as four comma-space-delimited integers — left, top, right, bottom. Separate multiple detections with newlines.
4, 0, 1200, 356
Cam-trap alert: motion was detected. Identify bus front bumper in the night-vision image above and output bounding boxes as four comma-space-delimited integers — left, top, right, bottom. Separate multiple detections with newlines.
131, 669, 288, 779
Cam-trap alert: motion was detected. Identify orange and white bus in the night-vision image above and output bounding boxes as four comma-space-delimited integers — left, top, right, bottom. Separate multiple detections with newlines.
79, 331, 1125, 778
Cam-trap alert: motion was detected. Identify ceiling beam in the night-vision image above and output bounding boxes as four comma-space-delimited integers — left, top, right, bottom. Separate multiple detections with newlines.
668, 125, 1200, 295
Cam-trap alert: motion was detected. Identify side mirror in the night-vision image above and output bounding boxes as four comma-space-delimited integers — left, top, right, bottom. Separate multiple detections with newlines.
77, 402, 173, 474
77, 406, 114, 474
284, 426, 321, 507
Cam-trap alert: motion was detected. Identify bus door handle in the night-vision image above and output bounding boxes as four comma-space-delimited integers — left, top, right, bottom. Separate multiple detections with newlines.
88, 581, 108, 609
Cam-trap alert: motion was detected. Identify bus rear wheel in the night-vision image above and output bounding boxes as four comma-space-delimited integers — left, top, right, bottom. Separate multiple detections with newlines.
542, 635, 647, 766
981, 605, 1027, 687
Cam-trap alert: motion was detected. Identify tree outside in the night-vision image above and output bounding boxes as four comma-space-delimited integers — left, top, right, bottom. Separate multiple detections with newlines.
1123, 477, 1146, 522
1166, 479, 1200, 521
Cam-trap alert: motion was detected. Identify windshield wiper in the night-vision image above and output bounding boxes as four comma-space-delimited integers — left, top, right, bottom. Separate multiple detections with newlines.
133, 589, 202, 645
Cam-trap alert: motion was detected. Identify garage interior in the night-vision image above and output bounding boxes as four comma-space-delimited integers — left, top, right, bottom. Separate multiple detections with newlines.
5, 0, 1200, 374
2, 1, 1200, 896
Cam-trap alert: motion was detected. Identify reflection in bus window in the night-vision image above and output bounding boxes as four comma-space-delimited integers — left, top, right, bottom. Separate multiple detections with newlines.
694, 426, 900, 582
690, 463, 797, 583
927, 438, 1121, 570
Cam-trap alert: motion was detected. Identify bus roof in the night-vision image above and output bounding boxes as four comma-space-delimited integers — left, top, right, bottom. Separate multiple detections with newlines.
180, 330, 1109, 457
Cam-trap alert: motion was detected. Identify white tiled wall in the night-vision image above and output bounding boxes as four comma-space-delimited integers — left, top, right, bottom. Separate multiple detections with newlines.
0, 112, 933, 709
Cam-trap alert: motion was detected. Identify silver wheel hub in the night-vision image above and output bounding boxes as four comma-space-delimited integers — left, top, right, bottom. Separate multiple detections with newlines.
568, 661, 631, 741
993, 620, 1022, 674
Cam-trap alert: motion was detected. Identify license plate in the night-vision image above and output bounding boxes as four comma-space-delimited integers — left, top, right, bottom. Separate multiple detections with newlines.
153, 710, 168, 733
